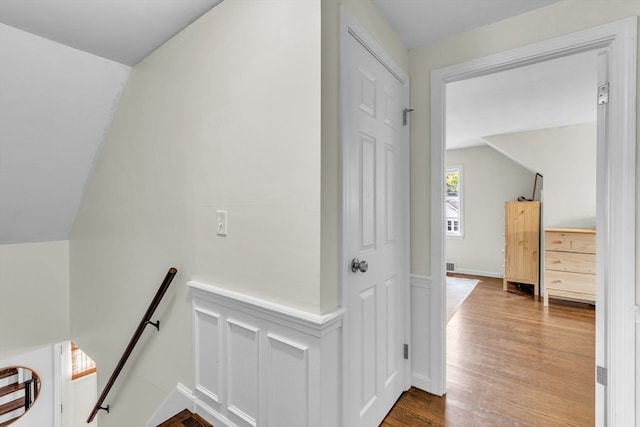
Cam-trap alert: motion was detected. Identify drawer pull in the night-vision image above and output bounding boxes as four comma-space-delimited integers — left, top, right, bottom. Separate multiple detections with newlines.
551, 280, 562, 284
552, 240, 563, 244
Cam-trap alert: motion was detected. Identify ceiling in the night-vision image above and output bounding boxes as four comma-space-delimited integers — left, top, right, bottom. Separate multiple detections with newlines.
0, 0, 223, 65
0, 23, 131, 244
371, 0, 562, 49
446, 50, 597, 149
0, 0, 588, 245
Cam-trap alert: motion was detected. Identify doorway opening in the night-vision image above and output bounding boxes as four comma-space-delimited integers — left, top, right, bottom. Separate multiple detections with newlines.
429, 17, 637, 425
442, 50, 598, 424
61, 341, 98, 426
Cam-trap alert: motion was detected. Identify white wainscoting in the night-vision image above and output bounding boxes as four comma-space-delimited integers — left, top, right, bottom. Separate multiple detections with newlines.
410, 275, 433, 392
188, 281, 345, 427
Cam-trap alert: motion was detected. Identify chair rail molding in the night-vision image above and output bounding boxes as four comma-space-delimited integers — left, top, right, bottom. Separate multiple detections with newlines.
188, 280, 345, 427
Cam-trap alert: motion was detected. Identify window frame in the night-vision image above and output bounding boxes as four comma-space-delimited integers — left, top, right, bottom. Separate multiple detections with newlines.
445, 165, 464, 238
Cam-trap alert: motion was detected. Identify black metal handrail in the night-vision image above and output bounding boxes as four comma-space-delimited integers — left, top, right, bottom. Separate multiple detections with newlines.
24, 378, 33, 411
87, 267, 178, 423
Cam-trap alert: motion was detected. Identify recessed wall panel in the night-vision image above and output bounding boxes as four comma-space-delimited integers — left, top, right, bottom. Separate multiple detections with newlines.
228, 320, 259, 427
195, 308, 220, 403
268, 334, 309, 427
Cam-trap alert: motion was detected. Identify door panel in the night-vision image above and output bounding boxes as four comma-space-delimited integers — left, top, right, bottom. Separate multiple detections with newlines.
346, 32, 405, 427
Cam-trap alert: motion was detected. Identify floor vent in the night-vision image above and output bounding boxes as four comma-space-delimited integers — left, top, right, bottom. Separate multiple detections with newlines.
446, 262, 455, 272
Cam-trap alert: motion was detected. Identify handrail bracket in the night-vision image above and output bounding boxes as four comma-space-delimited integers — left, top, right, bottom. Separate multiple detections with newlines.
99, 405, 110, 414
145, 320, 160, 331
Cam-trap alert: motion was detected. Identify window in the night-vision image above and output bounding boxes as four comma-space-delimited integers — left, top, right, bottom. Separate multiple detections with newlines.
446, 166, 463, 237
71, 342, 96, 380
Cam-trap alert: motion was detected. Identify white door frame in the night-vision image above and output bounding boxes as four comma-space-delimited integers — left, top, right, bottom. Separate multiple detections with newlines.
430, 17, 637, 425
339, 6, 411, 426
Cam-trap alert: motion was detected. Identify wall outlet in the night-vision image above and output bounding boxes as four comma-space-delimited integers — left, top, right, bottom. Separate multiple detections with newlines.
216, 210, 227, 236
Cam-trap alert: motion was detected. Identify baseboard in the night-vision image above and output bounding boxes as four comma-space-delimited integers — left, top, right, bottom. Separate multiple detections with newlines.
195, 397, 235, 427
451, 268, 502, 279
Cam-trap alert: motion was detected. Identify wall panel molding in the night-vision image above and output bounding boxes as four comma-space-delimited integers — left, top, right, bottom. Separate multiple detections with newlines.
410, 275, 433, 391
188, 281, 344, 427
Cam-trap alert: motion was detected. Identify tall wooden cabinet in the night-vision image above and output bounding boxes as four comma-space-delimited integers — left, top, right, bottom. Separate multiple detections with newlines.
503, 201, 540, 296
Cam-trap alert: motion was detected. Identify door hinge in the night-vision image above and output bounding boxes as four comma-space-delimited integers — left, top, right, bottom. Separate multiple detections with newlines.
597, 83, 609, 105
402, 108, 414, 126
596, 365, 607, 386
403, 343, 409, 360
61, 403, 63, 413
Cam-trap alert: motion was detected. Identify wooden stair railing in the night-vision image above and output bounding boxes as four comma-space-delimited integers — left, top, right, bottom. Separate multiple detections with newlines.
87, 267, 178, 423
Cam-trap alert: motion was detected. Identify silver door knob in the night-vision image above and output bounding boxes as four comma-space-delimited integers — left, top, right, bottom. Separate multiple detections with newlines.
351, 258, 368, 273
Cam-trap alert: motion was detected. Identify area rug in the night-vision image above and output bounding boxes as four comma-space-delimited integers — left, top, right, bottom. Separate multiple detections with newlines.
447, 276, 479, 323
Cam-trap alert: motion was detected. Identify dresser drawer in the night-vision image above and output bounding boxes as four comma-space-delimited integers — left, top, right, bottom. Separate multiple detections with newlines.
545, 251, 595, 274
545, 231, 595, 253
544, 270, 595, 295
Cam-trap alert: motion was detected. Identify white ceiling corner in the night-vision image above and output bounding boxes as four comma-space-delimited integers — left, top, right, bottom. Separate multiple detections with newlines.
0, 0, 223, 65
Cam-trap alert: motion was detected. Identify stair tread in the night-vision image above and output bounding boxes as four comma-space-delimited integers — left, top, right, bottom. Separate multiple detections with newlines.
0, 368, 17, 381
157, 409, 213, 427
0, 396, 23, 417
0, 417, 22, 427
0, 382, 25, 398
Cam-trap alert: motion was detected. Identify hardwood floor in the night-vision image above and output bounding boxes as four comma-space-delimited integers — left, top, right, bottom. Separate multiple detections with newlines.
381, 276, 595, 427
156, 409, 213, 427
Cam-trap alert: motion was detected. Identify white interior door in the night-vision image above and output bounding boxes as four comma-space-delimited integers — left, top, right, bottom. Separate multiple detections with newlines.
343, 25, 407, 427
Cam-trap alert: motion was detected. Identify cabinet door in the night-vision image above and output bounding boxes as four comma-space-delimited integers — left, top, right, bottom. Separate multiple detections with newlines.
504, 202, 539, 283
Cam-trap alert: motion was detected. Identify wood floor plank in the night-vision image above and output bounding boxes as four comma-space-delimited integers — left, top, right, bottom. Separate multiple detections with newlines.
381, 276, 595, 426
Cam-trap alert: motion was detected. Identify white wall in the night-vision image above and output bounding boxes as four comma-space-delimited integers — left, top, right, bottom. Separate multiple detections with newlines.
70, 1, 323, 425
485, 123, 597, 229
446, 146, 533, 276
0, 241, 69, 356
409, 0, 640, 278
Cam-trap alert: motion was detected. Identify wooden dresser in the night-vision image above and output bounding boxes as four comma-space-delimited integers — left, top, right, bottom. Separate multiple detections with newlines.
503, 201, 540, 296
543, 228, 596, 306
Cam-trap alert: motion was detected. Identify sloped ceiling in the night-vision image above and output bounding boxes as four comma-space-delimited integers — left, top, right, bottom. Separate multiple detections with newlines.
0, 0, 222, 66
0, 1, 222, 245
0, 24, 131, 244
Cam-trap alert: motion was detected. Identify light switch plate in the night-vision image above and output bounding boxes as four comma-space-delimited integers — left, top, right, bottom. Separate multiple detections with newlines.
216, 210, 227, 236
